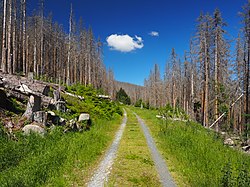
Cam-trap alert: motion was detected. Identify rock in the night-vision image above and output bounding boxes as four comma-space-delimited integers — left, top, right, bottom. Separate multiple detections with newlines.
22, 124, 46, 136
33, 111, 47, 127
242, 145, 250, 152
23, 95, 41, 120
78, 113, 90, 122
224, 138, 234, 146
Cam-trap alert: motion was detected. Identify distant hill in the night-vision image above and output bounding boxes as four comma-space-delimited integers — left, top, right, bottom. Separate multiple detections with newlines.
115, 81, 145, 104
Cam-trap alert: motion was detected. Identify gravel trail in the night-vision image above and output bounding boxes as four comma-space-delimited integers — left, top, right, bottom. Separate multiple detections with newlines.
87, 109, 127, 187
135, 113, 176, 187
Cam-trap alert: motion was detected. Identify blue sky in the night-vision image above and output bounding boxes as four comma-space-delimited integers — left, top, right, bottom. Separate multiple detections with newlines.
28, 0, 247, 85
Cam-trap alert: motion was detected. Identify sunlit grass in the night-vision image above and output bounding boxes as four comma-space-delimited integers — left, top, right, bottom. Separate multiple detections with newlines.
131, 107, 250, 187
108, 110, 161, 186
0, 116, 121, 187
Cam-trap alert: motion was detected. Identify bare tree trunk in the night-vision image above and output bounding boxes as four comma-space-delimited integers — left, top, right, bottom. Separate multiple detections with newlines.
12, 0, 17, 73
214, 33, 219, 131
40, 0, 44, 77
34, 17, 37, 75
245, 19, 250, 140
22, 0, 26, 75
26, 35, 29, 73
1, 0, 7, 73
66, 4, 72, 85
7, 0, 12, 74
203, 36, 209, 127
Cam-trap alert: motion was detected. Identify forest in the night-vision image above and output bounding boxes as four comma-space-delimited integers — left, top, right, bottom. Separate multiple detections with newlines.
134, 7, 250, 137
0, 0, 249, 136
0, 0, 116, 96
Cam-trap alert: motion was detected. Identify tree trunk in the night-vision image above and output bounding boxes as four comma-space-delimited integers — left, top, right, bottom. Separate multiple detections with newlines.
214, 33, 219, 131
12, 0, 17, 73
66, 4, 72, 85
34, 17, 37, 75
40, 0, 44, 77
1, 0, 7, 73
7, 0, 12, 74
22, 0, 26, 75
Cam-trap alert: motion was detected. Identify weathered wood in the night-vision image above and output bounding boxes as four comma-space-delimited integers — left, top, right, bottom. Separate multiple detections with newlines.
0, 73, 54, 107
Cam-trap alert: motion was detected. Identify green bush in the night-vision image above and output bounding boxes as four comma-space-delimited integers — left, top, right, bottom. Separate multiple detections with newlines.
159, 103, 188, 120
63, 84, 122, 120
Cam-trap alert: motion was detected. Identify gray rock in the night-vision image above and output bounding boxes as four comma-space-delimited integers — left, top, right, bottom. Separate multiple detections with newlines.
78, 113, 90, 122
23, 124, 46, 136
23, 95, 41, 120
242, 145, 250, 152
224, 138, 234, 146
33, 111, 47, 127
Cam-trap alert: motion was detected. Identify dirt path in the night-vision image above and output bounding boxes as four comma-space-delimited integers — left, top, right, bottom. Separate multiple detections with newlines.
107, 110, 161, 186
135, 113, 176, 187
87, 110, 127, 187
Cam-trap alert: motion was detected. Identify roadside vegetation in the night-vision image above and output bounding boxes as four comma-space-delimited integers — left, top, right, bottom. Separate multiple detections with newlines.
0, 85, 122, 186
131, 106, 250, 187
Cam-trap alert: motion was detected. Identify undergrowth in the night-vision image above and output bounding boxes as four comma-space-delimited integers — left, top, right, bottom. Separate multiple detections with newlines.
0, 115, 122, 186
0, 84, 123, 186
64, 84, 122, 120
131, 107, 250, 187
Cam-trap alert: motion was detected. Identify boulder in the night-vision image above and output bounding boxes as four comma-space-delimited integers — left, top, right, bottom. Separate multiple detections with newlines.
224, 138, 234, 146
22, 124, 46, 136
23, 95, 41, 120
33, 111, 47, 127
78, 113, 90, 122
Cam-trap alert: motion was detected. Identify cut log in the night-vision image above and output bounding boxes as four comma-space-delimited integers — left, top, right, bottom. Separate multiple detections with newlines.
23, 95, 41, 120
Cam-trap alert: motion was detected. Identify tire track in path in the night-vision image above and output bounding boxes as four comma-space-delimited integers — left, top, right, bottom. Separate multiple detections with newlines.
87, 109, 127, 187
134, 112, 176, 187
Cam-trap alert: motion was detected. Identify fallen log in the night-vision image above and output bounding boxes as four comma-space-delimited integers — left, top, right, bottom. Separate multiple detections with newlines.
0, 72, 51, 95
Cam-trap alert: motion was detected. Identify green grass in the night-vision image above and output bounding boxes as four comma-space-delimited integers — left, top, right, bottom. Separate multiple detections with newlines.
0, 116, 122, 187
131, 107, 250, 187
108, 109, 161, 187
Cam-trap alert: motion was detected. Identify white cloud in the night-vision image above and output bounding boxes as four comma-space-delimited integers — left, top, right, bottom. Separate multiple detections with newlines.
106, 34, 144, 52
149, 31, 159, 37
